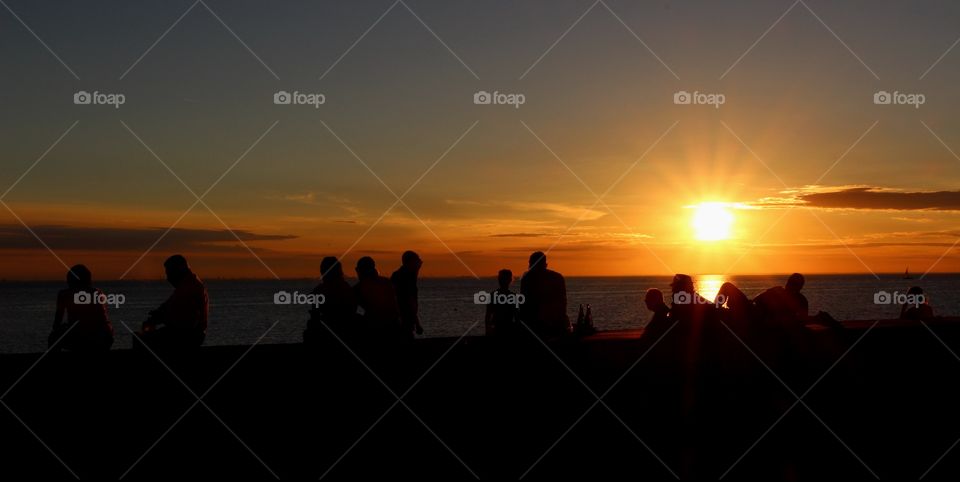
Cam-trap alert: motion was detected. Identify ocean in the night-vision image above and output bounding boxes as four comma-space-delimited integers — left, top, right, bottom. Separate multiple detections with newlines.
1, 274, 957, 354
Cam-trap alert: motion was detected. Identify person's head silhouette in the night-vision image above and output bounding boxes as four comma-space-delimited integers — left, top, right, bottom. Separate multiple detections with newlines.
66, 264, 92, 289
320, 256, 343, 281
356, 256, 378, 279
402, 250, 422, 272
670, 274, 695, 295
907, 286, 929, 307
644, 288, 666, 312
717, 282, 734, 298
786, 273, 805, 293
717, 281, 745, 308
163, 255, 191, 286
498, 269, 513, 289
528, 251, 547, 271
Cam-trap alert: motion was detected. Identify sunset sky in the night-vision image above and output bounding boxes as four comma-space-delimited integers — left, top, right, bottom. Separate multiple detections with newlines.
3, 0, 960, 279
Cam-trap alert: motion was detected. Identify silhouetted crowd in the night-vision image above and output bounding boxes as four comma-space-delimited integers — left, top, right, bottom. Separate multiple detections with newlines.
302, 252, 424, 344
48, 252, 937, 353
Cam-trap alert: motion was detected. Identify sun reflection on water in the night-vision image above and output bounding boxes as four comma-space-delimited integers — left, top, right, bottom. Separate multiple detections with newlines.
695, 274, 727, 302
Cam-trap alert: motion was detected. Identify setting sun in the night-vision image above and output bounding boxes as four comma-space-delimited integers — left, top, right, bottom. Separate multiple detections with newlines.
692, 202, 734, 241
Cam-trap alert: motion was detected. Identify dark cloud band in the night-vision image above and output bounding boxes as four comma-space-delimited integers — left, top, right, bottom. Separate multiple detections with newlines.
800, 188, 960, 211
0, 225, 296, 252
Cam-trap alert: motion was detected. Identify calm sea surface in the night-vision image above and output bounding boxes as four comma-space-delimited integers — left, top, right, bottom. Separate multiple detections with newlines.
2, 274, 958, 353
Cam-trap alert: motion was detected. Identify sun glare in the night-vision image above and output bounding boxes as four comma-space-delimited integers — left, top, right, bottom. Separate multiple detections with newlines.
692, 202, 734, 241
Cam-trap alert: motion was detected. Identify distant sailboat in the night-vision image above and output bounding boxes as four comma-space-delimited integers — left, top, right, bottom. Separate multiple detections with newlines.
903, 268, 913, 280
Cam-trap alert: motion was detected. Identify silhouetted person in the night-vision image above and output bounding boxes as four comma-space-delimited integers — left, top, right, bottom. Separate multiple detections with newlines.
304, 257, 358, 343
354, 256, 400, 339
712, 281, 766, 377
753, 273, 808, 324
642, 288, 672, 340
900, 286, 934, 321
669, 274, 717, 323
136, 255, 208, 352
666, 273, 723, 469
485, 269, 520, 336
716, 281, 753, 332
784, 273, 809, 317
668, 273, 727, 360
519, 251, 568, 338
391, 250, 424, 339
50, 264, 114, 351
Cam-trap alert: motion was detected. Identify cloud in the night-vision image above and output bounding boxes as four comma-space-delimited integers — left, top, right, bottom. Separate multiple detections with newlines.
281, 192, 320, 204
0, 225, 296, 252
756, 186, 960, 211
891, 217, 934, 223
800, 187, 960, 211
445, 199, 607, 221
276, 191, 364, 216
919, 229, 960, 238
488, 233, 549, 238
501, 201, 608, 220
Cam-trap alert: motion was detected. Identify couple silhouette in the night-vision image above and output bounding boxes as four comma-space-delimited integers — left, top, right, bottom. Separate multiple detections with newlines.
49, 255, 207, 353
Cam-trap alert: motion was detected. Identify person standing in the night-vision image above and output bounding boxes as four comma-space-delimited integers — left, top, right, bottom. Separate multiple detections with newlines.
485, 269, 520, 336
354, 256, 401, 340
304, 256, 357, 344
519, 251, 568, 338
391, 250, 424, 339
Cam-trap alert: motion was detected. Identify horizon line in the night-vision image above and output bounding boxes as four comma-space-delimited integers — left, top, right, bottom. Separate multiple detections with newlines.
2, 272, 952, 282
